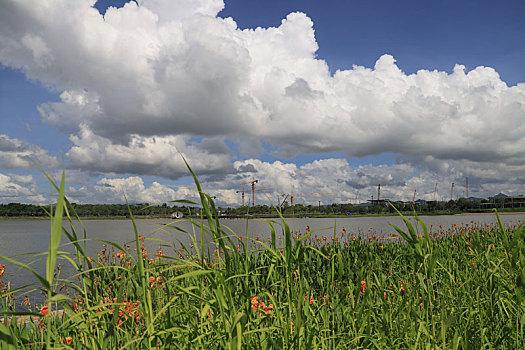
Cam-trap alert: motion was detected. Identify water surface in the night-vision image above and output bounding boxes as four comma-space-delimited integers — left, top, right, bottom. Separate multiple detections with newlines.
1, 213, 524, 307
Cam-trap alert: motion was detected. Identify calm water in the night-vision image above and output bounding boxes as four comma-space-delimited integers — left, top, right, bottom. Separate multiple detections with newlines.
1, 213, 524, 307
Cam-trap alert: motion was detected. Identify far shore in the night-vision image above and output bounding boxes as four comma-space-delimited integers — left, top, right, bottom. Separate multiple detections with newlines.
2, 210, 525, 221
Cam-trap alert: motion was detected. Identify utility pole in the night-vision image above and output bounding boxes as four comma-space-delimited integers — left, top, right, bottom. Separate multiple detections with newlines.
433, 183, 438, 202
451, 183, 455, 201
412, 189, 417, 203
377, 184, 381, 205
466, 177, 469, 201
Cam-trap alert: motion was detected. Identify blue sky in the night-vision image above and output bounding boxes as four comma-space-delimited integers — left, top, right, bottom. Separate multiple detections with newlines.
0, 0, 524, 206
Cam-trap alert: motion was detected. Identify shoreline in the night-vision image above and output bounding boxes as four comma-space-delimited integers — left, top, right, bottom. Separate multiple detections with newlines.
2, 210, 525, 221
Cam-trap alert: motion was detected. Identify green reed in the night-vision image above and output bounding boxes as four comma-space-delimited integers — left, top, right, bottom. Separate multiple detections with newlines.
1, 164, 524, 349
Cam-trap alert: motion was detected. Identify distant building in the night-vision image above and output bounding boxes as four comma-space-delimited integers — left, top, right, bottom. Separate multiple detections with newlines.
483, 195, 525, 209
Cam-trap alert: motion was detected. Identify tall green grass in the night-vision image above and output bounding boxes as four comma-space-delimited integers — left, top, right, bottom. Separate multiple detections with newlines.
1, 165, 524, 349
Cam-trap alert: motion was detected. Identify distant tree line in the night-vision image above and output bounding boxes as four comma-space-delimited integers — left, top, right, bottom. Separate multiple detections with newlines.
220, 197, 522, 217
1, 197, 522, 218
0, 202, 195, 218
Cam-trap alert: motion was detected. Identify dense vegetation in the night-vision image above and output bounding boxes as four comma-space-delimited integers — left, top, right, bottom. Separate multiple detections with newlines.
0, 203, 193, 218
1, 170, 524, 349
1, 196, 522, 218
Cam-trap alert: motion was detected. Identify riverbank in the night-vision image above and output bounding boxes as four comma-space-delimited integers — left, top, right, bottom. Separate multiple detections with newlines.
2, 209, 525, 220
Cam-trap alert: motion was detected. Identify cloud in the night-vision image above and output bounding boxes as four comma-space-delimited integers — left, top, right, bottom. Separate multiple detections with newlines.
0, 134, 59, 169
66, 176, 177, 204
0, 172, 46, 203
66, 125, 233, 179
0, 0, 524, 187
195, 158, 419, 206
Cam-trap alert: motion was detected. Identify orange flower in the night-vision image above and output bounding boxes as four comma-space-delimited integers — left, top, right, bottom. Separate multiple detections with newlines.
117, 251, 126, 259
66, 337, 73, 345
360, 281, 366, 294
138, 235, 145, 242
251, 296, 259, 311
0, 264, 5, 277
40, 306, 49, 316
149, 276, 156, 288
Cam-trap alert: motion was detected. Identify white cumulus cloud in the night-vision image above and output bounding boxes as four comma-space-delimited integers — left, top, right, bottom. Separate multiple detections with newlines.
0, 134, 59, 169
0, 0, 524, 193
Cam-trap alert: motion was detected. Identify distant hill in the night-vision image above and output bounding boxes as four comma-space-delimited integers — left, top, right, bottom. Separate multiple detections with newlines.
493, 193, 508, 198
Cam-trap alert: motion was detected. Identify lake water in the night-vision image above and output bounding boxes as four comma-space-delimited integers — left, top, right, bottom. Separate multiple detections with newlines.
1, 213, 524, 308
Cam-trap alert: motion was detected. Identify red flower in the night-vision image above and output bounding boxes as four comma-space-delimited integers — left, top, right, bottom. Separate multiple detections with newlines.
0, 264, 5, 277
66, 337, 73, 345
360, 281, 366, 294
40, 306, 49, 316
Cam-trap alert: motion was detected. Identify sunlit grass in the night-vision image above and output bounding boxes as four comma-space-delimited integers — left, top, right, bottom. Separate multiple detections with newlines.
1, 165, 524, 349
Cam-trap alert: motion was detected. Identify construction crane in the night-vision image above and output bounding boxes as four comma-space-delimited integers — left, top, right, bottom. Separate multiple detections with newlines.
433, 183, 438, 202
377, 184, 381, 205
354, 184, 361, 205
412, 189, 417, 203
279, 194, 290, 208
451, 183, 455, 201
281, 192, 335, 207
237, 187, 272, 207
236, 189, 247, 207
241, 178, 258, 207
